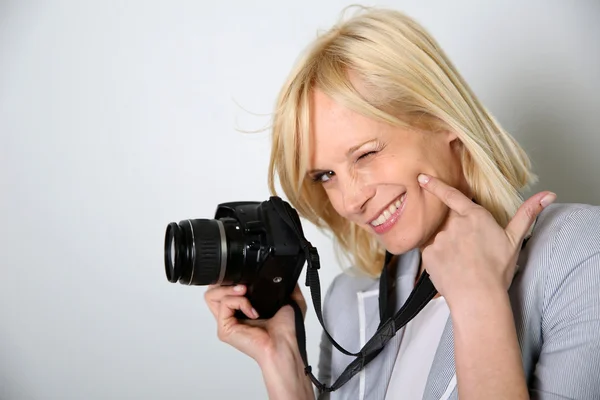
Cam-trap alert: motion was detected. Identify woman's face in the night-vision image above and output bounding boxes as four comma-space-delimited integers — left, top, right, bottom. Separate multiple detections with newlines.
308, 89, 469, 254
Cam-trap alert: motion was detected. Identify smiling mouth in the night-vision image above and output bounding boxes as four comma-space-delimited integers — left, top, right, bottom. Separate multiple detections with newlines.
370, 192, 406, 233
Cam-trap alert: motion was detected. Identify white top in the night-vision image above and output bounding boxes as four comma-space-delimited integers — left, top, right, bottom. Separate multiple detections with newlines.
384, 296, 450, 400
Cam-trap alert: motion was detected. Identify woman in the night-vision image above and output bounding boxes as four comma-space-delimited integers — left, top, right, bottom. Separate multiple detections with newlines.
204, 7, 600, 400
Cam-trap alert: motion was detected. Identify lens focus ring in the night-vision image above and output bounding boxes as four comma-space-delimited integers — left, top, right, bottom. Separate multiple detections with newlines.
184, 219, 222, 285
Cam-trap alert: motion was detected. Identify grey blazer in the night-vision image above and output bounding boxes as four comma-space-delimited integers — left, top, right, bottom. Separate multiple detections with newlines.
316, 203, 600, 400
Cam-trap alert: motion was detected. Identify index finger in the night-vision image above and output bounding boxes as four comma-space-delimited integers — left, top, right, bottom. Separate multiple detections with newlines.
418, 174, 475, 215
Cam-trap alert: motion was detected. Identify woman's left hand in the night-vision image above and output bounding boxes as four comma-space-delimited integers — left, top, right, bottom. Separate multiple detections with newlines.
417, 173, 556, 303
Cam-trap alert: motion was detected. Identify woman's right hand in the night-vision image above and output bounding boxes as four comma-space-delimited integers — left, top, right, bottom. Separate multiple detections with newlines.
204, 283, 305, 363
204, 284, 314, 399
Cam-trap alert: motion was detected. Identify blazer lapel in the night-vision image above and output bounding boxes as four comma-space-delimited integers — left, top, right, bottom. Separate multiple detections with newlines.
356, 285, 383, 399
359, 249, 422, 399
422, 317, 457, 400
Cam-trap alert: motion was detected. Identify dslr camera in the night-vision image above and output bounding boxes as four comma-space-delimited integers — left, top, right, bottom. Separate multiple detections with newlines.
164, 196, 308, 319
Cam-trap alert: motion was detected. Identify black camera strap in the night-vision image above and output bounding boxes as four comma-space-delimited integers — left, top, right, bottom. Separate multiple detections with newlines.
300, 250, 437, 396
271, 197, 438, 396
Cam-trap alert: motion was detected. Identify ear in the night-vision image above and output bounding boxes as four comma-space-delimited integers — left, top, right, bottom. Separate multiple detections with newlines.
445, 133, 465, 158
442, 129, 460, 144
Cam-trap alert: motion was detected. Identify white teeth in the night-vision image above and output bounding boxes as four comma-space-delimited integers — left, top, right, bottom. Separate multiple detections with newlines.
371, 194, 406, 227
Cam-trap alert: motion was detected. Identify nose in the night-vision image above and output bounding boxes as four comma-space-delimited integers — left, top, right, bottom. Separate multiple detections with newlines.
341, 179, 376, 216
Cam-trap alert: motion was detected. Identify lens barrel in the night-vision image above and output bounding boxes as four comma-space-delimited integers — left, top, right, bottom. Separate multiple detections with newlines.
164, 219, 226, 285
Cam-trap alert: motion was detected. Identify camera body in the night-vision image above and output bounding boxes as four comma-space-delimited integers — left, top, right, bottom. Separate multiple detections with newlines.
164, 197, 307, 319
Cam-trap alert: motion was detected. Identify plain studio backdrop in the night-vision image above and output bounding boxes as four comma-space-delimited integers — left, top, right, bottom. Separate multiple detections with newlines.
1, 1, 599, 399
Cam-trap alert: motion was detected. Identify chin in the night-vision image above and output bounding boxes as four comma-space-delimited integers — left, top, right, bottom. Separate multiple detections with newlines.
382, 240, 419, 255
379, 231, 424, 255
378, 213, 437, 255
382, 204, 446, 255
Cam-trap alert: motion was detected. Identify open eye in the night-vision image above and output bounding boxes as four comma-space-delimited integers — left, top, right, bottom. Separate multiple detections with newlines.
311, 171, 335, 183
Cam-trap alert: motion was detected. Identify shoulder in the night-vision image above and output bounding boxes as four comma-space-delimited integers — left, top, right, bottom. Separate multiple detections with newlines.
529, 202, 600, 260
535, 201, 600, 233
517, 202, 600, 313
514, 202, 600, 398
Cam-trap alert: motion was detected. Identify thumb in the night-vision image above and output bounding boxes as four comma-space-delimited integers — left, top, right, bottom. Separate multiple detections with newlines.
505, 191, 556, 246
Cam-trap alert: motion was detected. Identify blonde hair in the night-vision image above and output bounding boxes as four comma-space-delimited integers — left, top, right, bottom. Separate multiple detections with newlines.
267, 6, 536, 277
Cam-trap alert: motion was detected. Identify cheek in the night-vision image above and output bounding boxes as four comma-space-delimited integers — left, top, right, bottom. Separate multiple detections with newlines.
323, 188, 345, 216
382, 150, 428, 176
403, 178, 449, 239
427, 145, 462, 184
421, 188, 451, 233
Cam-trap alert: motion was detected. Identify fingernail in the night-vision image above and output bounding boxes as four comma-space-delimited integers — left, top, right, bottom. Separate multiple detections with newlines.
233, 285, 244, 292
540, 192, 557, 208
418, 174, 430, 184
251, 308, 259, 318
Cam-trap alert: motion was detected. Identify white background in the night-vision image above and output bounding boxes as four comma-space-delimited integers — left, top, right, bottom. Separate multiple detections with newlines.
1, 1, 599, 399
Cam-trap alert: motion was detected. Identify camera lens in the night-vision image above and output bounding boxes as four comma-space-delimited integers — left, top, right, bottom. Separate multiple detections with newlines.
164, 219, 227, 285
164, 222, 183, 283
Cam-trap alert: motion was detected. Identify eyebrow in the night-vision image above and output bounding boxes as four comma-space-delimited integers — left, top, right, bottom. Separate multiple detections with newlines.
306, 138, 378, 176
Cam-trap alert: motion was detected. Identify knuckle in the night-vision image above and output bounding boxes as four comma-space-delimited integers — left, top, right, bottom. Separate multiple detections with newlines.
204, 285, 221, 299
524, 206, 537, 221
476, 206, 491, 217
421, 246, 433, 262
226, 295, 247, 311
433, 230, 448, 243
443, 188, 459, 204
243, 298, 254, 312
238, 298, 249, 310
221, 295, 235, 307
467, 207, 485, 221
208, 301, 220, 314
